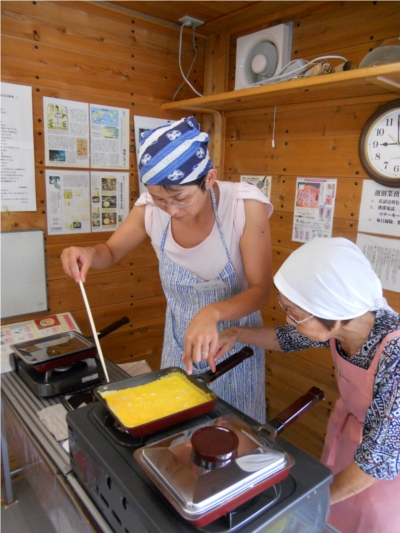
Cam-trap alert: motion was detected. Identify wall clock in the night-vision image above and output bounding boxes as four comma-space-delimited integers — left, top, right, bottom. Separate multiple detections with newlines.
358, 99, 400, 188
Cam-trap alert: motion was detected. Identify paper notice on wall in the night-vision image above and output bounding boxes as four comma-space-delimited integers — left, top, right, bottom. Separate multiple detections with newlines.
91, 172, 129, 232
240, 175, 272, 199
43, 97, 89, 167
292, 177, 337, 243
45, 170, 90, 235
1, 312, 81, 374
90, 105, 129, 169
0, 82, 36, 211
356, 233, 400, 293
358, 180, 400, 237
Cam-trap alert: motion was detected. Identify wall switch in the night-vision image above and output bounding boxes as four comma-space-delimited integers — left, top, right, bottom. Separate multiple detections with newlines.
178, 16, 205, 28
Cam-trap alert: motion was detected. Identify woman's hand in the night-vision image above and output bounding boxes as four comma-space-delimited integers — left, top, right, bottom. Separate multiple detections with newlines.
181, 306, 220, 374
213, 328, 239, 362
60, 246, 96, 282
330, 462, 378, 505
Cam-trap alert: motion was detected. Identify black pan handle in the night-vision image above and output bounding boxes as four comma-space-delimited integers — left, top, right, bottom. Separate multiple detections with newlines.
194, 346, 254, 384
96, 316, 130, 339
259, 387, 324, 439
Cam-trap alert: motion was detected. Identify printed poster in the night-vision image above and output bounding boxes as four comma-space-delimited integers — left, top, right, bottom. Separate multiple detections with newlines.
45, 169, 90, 235
0, 82, 36, 211
91, 172, 129, 232
240, 175, 272, 199
356, 233, 400, 293
292, 177, 337, 243
90, 104, 130, 169
358, 180, 400, 238
43, 97, 89, 167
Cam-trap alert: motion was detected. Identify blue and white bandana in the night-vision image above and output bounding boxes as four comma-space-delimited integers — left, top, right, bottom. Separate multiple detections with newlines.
138, 116, 214, 186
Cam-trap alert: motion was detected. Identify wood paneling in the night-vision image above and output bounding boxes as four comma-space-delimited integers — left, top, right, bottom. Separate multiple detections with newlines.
2, 1, 399, 465
0, 1, 206, 376
107, 1, 257, 29
215, 0, 399, 460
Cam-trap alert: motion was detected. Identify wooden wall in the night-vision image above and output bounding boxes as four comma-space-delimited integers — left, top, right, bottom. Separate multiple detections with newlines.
216, 0, 400, 458
1, 0, 207, 371
1, 1, 400, 462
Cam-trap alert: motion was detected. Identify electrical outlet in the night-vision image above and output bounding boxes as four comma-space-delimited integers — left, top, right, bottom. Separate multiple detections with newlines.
178, 16, 205, 28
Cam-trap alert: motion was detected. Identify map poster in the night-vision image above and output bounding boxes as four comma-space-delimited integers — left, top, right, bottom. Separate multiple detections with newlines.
90, 104, 130, 169
292, 177, 337, 243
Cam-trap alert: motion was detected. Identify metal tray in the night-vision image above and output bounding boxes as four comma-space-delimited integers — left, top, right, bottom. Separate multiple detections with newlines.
10, 331, 96, 372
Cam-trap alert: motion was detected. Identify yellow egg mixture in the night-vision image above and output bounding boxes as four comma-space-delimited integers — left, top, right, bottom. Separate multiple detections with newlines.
100, 372, 212, 427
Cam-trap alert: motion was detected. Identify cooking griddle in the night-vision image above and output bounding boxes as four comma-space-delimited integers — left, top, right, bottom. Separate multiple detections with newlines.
67, 399, 333, 533
134, 414, 294, 526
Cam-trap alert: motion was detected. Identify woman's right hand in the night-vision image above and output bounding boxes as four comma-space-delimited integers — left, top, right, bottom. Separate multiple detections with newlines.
60, 246, 96, 282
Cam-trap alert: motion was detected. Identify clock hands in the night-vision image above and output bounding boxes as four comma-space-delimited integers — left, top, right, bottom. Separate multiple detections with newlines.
398, 114, 400, 144
379, 134, 400, 146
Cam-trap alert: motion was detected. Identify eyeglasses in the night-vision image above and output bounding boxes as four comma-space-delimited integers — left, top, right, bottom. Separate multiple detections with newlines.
276, 293, 314, 326
147, 178, 206, 209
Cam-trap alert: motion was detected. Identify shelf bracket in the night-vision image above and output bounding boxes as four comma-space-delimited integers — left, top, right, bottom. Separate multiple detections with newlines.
368, 75, 400, 94
176, 106, 224, 169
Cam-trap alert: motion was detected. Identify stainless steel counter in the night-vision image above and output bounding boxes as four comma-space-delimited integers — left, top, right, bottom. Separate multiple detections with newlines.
1, 360, 128, 533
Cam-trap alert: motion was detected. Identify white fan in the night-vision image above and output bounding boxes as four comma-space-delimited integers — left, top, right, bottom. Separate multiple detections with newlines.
235, 22, 293, 90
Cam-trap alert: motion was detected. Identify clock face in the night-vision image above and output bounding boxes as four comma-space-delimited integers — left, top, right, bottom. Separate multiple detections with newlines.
359, 100, 400, 187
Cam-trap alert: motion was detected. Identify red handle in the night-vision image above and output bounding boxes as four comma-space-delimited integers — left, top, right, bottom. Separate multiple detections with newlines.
195, 347, 254, 384
261, 387, 324, 439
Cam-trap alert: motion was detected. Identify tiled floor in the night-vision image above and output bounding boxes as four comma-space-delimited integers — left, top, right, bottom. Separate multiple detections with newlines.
2, 476, 57, 533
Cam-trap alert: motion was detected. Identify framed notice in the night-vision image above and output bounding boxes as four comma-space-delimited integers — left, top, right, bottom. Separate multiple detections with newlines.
0, 230, 48, 319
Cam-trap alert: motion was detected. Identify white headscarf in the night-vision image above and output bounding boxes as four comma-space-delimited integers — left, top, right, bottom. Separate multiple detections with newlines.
274, 237, 392, 320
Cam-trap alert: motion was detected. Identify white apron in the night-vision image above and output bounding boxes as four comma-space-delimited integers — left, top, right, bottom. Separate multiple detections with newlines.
159, 187, 266, 423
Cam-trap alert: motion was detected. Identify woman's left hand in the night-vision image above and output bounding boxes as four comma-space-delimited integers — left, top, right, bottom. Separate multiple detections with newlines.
181, 307, 219, 374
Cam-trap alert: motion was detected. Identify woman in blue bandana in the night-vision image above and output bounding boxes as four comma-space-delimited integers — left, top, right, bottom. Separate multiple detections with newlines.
61, 116, 273, 423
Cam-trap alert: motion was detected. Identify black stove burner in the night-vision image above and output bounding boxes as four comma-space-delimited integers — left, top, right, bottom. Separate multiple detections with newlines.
67, 400, 332, 533
10, 354, 104, 397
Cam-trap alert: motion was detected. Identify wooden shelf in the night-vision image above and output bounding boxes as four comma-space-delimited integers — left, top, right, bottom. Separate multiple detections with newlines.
161, 63, 400, 113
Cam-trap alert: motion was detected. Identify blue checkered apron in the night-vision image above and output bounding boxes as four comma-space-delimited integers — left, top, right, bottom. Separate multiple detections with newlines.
159, 187, 266, 423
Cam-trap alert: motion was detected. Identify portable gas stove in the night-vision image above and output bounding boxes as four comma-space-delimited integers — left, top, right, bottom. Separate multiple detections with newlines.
9, 317, 129, 397
67, 397, 332, 533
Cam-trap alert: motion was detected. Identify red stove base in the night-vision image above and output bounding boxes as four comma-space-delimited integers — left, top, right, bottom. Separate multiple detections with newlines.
67, 400, 332, 533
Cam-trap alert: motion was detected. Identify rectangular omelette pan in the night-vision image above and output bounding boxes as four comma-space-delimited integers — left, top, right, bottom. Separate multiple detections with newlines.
93, 347, 254, 437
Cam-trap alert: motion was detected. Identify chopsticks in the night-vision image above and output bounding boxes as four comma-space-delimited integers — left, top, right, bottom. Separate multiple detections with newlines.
79, 280, 110, 383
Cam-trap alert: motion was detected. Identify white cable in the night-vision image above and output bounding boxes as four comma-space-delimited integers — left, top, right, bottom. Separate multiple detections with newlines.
173, 22, 203, 100
272, 105, 277, 148
248, 55, 349, 88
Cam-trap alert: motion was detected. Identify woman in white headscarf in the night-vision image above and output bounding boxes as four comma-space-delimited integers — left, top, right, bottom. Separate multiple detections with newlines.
61, 116, 273, 423
215, 237, 400, 533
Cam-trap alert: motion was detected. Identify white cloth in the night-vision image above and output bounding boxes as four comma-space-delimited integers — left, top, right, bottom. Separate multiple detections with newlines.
37, 404, 68, 441
135, 181, 273, 288
274, 237, 392, 320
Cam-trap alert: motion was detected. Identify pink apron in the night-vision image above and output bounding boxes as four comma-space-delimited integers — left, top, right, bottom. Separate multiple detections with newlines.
322, 330, 400, 533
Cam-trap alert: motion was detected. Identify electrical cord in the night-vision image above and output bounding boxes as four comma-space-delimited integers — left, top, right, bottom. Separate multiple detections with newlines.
248, 55, 349, 88
173, 21, 203, 100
